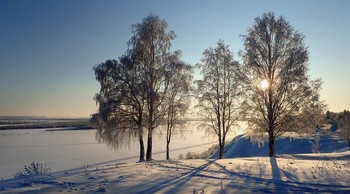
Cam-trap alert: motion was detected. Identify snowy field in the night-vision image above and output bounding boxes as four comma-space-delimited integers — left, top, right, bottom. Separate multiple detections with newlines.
1, 123, 350, 193
0, 122, 240, 180
0, 146, 349, 193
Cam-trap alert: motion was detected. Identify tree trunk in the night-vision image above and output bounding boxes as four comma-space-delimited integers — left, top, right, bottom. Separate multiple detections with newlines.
138, 124, 145, 162
166, 141, 170, 160
219, 142, 224, 159
139, 137, 145, 162
267, 74, 275, 157
146, 128, 153, 161
166, 108, 172, 160
268, 133, 275, 157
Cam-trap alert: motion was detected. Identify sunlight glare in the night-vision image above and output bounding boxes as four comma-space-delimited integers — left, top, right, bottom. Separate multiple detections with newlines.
260, 79, 269, 90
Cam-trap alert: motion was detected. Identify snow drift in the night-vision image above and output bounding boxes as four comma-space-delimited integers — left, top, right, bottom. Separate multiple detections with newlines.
211, 134, 348, 159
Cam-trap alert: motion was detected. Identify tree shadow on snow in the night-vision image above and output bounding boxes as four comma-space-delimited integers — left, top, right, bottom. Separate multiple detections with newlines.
211, 159, 350, 193
127, 160, 217, 193
269, 157, 285, 191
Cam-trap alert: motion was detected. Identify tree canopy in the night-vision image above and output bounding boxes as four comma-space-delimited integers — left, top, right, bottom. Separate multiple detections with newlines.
195, 40, 242, 159
240, 12, 323, 156
91, 14, 191, 161
91, 12, 325, 160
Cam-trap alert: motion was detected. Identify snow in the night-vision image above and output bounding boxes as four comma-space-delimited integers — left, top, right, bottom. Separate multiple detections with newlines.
0, 122, 237, 179
210, 134, 348, 158
1, 123, 350, 193
1, 153, 349, 193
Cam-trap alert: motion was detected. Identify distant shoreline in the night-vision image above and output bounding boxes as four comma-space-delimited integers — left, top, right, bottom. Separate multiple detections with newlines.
45, 126, 94, 131
0, 116, 90, 120
0, 118, 92, 130
0, 126, 94, 131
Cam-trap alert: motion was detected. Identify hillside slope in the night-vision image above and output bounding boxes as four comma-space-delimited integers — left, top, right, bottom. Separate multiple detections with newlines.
210, 134, 348, 159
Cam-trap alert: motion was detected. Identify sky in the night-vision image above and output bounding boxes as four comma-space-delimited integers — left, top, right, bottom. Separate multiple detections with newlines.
0, 0, 349, 118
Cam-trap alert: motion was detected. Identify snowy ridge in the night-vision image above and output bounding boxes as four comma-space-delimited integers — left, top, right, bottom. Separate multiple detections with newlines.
210, 134, 349, 159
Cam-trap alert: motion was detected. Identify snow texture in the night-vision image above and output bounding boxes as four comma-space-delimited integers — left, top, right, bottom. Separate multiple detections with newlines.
210, 134, 348, 158
0, 122, 232, 179
1, 125, 349, 193
1, 152, 350, 193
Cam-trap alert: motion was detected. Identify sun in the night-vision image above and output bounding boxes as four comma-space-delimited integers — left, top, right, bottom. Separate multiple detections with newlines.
260, 79, 269, 90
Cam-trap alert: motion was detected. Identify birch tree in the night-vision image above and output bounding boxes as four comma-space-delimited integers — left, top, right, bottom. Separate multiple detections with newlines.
240, 12, 321, 156
128, 14, 183, 160
195, 40, 241, 159
91, 57, 146, 161
164, 61, 193, 160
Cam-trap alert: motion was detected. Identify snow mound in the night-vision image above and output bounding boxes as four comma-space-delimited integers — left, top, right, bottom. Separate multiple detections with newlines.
211, 134, 348, 159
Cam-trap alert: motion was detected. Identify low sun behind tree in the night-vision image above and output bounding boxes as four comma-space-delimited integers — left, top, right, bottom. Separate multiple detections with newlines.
91, 12, 327, 160
240, 12, 323, 157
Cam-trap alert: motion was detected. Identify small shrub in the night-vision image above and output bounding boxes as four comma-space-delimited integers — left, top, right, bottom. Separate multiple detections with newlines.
14, 162, 51, 177
96, 179, 108, 192
193, 188, 204, 194
311, 157, 343, 182
96, 185, 106, 192
186, 152, 194, 159
178, 154, 184, 160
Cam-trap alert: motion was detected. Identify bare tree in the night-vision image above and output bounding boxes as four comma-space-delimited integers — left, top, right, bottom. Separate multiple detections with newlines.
338, 110, 350, 150
91, 57, 146, 162
128, 14, 182, 160
164, 61, 193, 160
240, 12, 321, 156
195, 40, 242, 159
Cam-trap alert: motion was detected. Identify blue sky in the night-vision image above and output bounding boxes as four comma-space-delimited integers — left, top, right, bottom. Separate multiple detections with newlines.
0, 0, 349, 118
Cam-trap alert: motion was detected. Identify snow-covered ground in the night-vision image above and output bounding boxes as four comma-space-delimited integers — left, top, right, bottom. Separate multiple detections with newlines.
0, 152, 349, 193
1, 124, 350, 193
210, 133, 349, 159
0, 122, 240, 180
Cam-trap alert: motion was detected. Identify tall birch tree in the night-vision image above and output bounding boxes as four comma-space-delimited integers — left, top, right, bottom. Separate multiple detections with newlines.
164, 61, 192, 160
128, 14, 183, 160
195, 40, 242, 159
240, 12, 321, 156
91, 57, 146, 161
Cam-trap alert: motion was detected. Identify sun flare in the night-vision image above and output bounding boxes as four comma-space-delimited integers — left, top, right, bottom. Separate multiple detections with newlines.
260, 79, 269, 90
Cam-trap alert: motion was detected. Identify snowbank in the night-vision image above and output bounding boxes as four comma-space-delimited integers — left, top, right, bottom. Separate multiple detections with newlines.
211, 134, 348, 159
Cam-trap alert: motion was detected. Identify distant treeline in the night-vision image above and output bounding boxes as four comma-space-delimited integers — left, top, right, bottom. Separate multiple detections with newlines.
325, 110, 350, 126
0, 119, 92, 130
0, 116, 48, 120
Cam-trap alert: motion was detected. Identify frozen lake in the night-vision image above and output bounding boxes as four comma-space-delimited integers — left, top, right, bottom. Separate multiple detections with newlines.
0, 122, 244, 179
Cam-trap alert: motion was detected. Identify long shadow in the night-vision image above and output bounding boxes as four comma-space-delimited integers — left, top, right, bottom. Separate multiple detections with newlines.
3, 158, 350, 193
124, 160, 216, 194
211, 160, 350, 193
269, 157, 284, 191
214, 160, 280, 192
